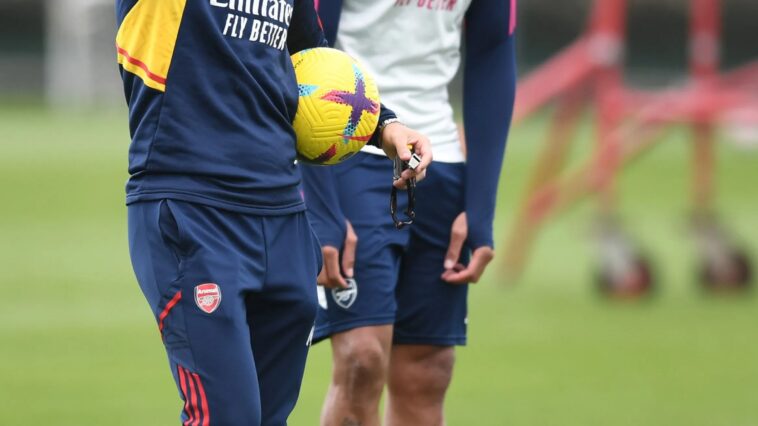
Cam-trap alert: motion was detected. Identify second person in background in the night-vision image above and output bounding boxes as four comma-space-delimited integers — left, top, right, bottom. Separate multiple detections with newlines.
302, 0, 517, 424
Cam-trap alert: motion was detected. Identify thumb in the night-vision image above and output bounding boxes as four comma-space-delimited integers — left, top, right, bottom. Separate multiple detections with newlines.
467, 247, 495, 283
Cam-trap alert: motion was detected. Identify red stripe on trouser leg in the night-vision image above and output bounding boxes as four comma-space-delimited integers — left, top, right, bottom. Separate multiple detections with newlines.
159, 291, 182, 333
186, 368, 201, 426
192, 372, 211, 426
178, 366, 194, 426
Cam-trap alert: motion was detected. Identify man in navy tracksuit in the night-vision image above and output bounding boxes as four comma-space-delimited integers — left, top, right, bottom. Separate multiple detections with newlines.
115, 0, 431, 424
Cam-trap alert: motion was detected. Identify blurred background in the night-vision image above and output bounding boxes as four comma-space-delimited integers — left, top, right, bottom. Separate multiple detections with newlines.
1, 0, 757, 424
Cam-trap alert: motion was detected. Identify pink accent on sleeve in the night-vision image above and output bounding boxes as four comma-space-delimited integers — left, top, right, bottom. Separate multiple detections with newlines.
509, 0, 517, 35
314, 0, 320, 11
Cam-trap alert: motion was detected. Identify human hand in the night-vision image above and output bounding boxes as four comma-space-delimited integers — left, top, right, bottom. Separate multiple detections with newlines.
380, 123, 432, 189
441, 212, 495, 284
317, 221, 358, 289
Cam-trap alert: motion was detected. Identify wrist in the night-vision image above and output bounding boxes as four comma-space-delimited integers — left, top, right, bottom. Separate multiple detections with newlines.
466, 224, 494, 251
368, 104, 399, 148
309, 221, 347, 251
378, 118, 403, 143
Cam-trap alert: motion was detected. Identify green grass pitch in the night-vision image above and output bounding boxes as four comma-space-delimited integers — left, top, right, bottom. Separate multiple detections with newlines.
1, 105, 756, 425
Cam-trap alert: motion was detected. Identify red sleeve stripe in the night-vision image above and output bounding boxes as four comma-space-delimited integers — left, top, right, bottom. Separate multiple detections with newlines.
314, 0, 324, 29
158, 290, 183, 333
116, 44, 168, 85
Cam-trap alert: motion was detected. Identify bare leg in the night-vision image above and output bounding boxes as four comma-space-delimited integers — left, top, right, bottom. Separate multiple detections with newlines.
321, 325, 393, 426
386, 345, 455, 426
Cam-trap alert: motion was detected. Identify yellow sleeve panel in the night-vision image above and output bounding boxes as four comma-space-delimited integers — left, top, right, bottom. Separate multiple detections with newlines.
116, 0, 188, 92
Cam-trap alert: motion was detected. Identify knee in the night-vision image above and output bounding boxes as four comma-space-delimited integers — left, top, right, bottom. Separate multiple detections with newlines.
334, 336, 390, 391
425, 351, 455, 395
391, 347, 455, 398
420, 350, 455, 396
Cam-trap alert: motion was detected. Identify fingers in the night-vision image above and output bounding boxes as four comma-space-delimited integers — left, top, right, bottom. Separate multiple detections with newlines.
381, 122, 411, 161
440, 263, 466, 282
318, 246, 348, 289
408, 136, 432, 174
391, 146, 430, 188
392, 167, 415, 189
317, 266, 328, 286
394, 139, 412, 162
442, 265, 477, 284
393, 169, 419, 189
442, 247, 495, 285
381, 123, 432, 171
381, 124, 433, 187
443, 267, 477, 285
398, 168, 426, 182
341, 222, 357, 278
402, 135, 431, 185
444, 213, 468, 270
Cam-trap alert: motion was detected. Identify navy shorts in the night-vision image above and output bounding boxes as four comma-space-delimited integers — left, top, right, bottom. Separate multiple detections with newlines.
128, 200, 321, 425
313, 153, 469, 346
